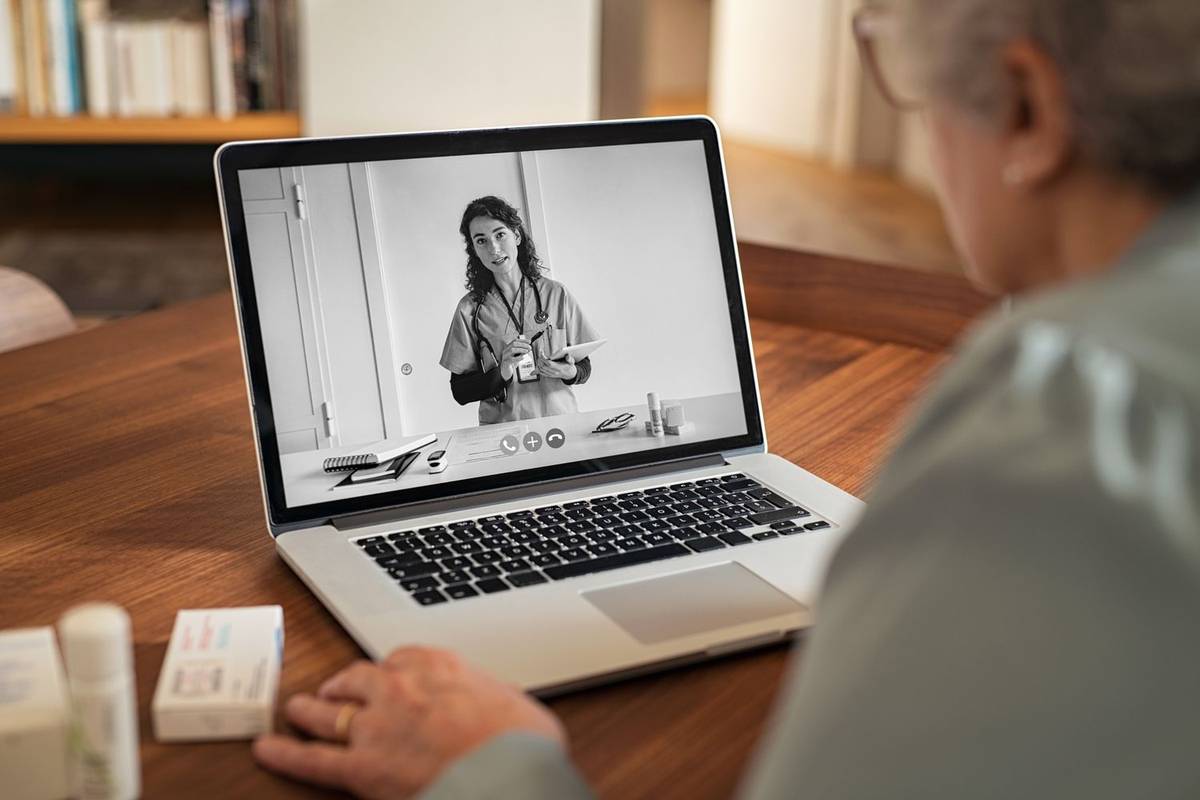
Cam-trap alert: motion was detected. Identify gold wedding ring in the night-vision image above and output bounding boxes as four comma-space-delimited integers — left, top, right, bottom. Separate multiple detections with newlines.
333, 703, 359, 741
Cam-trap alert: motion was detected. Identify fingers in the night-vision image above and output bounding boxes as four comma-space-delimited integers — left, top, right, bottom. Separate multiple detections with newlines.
283, 693, 350, 741
318, 660, 388, 705
507, 339, 531, 355
253, 735, 352, 791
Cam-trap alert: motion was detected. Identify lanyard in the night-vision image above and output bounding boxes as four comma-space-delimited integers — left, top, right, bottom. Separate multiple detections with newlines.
494, 277, 526, 336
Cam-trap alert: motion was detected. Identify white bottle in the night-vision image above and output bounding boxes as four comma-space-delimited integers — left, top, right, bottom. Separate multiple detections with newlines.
647, 392, 665, 437
58, 603, 141, 800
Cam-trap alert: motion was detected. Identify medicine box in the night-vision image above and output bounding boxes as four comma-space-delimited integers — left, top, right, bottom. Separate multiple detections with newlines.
152, 606, 284, 742
0, 627, 71, 800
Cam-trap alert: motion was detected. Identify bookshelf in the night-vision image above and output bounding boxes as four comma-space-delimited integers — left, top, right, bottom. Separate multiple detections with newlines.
0, 111, 300, 143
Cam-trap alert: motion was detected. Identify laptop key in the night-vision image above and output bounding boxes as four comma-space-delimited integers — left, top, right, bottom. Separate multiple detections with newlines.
587, 542, 618, 557
441, 556, 472, 571
744, 501, 776, 514
544, 543, 690, 580
640, 519, 670, 532
531, 553, 562, 567
644, 485, 671, 494
413, 590, 447, 606
541, 525, 569, 538
534, 505, 562, 514
470, 564, 502, 579
559, 547, 589, 562
643, 531, 672, 546
356, 536, 386, 546
615, 537, 646, 551
563, 501, 590, 510
476, 578, 510, 594
685, 537, 725, 552
451, 541, 483, 554
561, 535, 588, 548
376, 552, 424, 569
770, 520, 797, 530
400, 576, 439, 592
500, 559, 532, 573
723, 479, 761, 491
441, 569, 471, 584
668, 526, 698, 540
530, 539, 561, 553
472, 551, 503, 565
362, 543, 396, 558
725, 517, 755, 530
721, 473, 747, 481
805, 521, 832, 531
479, 515, 506, 524
588, 530, 618, 543
749, 507, 811, 526
718, 531, 752, 547
444, 584, 479, 600
506, 510, 534, 519
752, 531, 780, 541
449, 521, 476, 529
592, 495, 617, 504
748, 488, 792, 508
508, 571, 549, 587
695, 522, 727, 535
422, 546, 452, 560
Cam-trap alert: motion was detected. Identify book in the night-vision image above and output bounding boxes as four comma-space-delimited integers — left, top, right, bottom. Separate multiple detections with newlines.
78, 0, 112, 115
208, 0, 234, 117
170, 19, 210, 116
44, 0, 82, 115
322, 433, 438, 474
21, 0, 46, 115
0, 0, 16, 111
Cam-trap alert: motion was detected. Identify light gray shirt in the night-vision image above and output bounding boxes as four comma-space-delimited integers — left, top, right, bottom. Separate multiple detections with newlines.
422, 191, 1200, 800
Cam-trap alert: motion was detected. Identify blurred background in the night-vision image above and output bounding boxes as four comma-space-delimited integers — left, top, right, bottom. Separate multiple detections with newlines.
0, 0, 958, 334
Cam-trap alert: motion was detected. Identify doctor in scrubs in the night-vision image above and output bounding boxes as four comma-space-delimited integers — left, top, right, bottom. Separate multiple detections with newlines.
439, 196, 599, 424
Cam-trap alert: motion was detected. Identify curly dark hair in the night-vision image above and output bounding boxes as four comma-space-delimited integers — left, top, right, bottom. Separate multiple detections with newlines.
459, 196, 544, 303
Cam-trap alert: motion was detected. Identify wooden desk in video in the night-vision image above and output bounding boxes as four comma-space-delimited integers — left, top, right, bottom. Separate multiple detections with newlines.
0, 244, 990, 799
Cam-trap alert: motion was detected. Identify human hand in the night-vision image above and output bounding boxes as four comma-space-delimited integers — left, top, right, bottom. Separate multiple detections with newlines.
499, 338, 532, 381
537, 354, 577, 381
252, 647, 566, 799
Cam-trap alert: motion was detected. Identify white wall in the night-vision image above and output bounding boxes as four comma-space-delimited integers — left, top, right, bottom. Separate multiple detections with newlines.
533, 140, 742, 409
300, 0, 601, 136
709, 0, 841, 156
369, 153, 531, 436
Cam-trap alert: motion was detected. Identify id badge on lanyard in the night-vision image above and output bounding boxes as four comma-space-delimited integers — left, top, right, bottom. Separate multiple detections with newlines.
515, 334, 539, 383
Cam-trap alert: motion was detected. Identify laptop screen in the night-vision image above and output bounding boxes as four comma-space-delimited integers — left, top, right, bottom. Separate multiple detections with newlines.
220, 119, 762, 524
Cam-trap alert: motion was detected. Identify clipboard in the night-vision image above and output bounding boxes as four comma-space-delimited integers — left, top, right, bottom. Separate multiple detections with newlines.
334, 450, 421, 487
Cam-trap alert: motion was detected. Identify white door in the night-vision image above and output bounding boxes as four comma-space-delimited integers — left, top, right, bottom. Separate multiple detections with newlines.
240, 167, 335, 453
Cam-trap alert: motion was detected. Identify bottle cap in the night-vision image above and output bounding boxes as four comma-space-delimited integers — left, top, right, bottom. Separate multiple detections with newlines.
58, 602, 133, 682
647, 392, 660, 408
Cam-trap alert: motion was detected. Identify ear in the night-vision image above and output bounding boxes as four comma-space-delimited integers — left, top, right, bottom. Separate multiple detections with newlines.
998, 39, 1074, 189
514, 228, 523, 247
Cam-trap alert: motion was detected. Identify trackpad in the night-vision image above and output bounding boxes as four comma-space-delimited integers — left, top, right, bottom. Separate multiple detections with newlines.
582, 562, 805, 645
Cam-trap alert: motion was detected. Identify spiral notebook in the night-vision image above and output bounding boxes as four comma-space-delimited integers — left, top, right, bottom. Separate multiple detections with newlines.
322, 433, 437, 473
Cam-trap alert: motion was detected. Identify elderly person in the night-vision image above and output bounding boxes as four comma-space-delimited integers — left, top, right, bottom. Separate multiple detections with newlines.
253, 0, 1200, 797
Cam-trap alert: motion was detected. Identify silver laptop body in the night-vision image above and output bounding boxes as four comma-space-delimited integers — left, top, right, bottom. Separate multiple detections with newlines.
214, 117, 863, 695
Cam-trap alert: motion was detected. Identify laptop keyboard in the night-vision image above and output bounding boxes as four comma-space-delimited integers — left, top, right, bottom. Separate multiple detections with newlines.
352, 473, 833, 606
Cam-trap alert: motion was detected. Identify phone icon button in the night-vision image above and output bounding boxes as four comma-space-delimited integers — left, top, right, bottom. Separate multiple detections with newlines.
546, 428, 566, 449
499, 435, 520, 455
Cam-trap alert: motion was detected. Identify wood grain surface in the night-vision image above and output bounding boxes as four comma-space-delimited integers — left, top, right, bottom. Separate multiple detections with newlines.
0, 279, 951, 798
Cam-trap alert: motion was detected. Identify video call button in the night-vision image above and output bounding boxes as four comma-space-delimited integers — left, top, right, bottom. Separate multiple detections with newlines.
523, 432, 543, 452
546, 428, 566, 449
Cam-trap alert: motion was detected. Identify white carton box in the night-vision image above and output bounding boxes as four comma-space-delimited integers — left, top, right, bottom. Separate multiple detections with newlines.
152, 606, 284, 742
0, 627, 71, 800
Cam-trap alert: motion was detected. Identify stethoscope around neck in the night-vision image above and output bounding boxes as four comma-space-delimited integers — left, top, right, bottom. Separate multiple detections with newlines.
470, 275, 549, 372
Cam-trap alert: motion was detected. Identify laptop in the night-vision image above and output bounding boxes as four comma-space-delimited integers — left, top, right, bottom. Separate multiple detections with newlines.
214, 116, 863, 695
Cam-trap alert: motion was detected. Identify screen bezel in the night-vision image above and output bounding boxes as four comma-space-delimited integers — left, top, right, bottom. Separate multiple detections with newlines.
216, 117, 764, 527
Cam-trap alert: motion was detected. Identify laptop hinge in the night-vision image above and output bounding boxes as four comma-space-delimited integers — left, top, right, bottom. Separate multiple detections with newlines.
331, 454, 726, 533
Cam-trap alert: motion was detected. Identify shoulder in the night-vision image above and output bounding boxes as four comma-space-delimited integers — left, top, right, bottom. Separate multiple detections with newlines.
452, 292, 480, 319
534, 276, 578, 305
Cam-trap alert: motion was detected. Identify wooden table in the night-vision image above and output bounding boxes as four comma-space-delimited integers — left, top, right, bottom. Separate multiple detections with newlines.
0, 246, 987, 798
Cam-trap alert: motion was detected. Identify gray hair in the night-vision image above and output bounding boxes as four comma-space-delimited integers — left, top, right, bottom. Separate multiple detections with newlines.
902, 0, 1200, 195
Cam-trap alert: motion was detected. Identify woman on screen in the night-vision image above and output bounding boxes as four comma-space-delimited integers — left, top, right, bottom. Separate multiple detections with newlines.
439, 196, 600, 424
